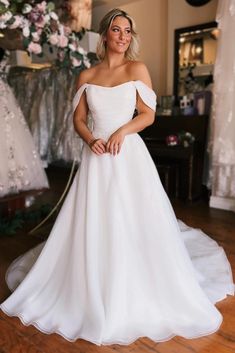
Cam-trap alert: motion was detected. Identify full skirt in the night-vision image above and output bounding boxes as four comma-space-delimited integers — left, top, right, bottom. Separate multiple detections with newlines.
1, 133, 234, 345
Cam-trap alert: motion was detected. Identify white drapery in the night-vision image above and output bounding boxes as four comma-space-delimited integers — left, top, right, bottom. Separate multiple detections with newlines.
209, 0, 235, 212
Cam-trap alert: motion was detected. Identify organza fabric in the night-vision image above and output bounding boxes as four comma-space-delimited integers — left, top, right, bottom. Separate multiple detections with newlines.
1, 81, 234, 345
208, 0, 235, 200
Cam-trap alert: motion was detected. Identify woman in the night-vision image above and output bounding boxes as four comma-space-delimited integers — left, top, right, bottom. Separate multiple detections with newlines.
0, 49, 49, 197
0, 9, 234, 346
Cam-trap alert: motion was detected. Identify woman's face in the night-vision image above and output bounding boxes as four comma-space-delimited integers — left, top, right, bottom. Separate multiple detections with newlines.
104, 16, 132, 55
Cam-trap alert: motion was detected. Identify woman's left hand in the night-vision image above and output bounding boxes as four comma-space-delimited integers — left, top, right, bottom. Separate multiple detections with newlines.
106, 128, 126, 155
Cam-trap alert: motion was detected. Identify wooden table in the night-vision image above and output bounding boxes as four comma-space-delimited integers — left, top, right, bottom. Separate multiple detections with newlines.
140, 115, 209, 201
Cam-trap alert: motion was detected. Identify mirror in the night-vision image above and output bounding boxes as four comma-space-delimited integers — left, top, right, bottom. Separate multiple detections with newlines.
173, 21, 218, 97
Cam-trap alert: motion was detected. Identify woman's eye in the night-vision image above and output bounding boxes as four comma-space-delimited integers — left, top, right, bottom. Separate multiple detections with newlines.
111, 28, 131, 34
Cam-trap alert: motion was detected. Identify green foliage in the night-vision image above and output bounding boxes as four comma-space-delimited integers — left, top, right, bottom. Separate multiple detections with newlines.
23, 36, 30, 49
0, 4, 6, 13
0, 214, 24, 236
0, 204, 53, 236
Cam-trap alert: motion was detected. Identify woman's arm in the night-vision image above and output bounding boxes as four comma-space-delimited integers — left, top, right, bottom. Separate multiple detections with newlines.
73, 71, 106, 155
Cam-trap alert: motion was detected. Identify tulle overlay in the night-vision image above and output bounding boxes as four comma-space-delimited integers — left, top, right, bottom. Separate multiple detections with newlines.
1, 81, 234, 345
0, 77, 49, 197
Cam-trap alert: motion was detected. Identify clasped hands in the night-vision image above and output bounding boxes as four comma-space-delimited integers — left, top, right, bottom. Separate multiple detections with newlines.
88, 129, 125, 156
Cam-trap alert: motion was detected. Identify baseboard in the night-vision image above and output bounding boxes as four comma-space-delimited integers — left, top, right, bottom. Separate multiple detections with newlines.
209, 196, 235, 212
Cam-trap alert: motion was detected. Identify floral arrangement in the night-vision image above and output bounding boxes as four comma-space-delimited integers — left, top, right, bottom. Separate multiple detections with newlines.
177, 131, 195, 148
166, 135, 179, 146
166, 131, 195, 148
0, 0, 91, 71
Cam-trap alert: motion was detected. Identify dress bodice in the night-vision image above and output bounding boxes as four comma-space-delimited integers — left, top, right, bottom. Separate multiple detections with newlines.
72, 80, 157, 138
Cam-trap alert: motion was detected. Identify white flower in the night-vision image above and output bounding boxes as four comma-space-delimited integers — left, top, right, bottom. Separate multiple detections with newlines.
21, 17, 30, 29
23, 26, 30, 38
44, 14, 50, 23
71, 57, 82, 67
58, 23, 64, 35
64, 26, 72, 35
22, 4, 32, 14
0, 10, 12, 22
32, 31, 40, 42
0, 22, 6, 29
78, 46, 86, 55
69, 43, 76, 51
84, 58, 91, 68
0, 0, 9, 7
50, 11, 58, 21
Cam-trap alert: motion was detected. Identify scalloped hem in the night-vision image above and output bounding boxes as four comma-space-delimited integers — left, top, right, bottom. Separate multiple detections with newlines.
0, 304, 223, 346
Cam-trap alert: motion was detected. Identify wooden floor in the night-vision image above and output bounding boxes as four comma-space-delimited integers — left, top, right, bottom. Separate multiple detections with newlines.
0, 166, 235, 353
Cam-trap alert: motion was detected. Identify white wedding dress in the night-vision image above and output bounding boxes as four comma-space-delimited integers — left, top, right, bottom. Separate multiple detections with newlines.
0, 77, 49, 197
1, 81, 234, 346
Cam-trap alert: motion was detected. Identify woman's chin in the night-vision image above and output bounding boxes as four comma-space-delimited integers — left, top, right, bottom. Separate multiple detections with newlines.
114, 47, 128, 54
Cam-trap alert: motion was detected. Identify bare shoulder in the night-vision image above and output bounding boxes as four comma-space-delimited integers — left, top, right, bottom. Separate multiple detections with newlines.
127, 61, 152, 88
75, 64, 101, 89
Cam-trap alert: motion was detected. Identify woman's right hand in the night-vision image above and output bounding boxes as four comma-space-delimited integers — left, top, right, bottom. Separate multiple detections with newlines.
88, 138, 107, 155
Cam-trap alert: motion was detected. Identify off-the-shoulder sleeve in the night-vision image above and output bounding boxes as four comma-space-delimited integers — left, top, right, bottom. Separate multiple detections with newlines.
72, 83, 88, 114
133, 80, 157, 112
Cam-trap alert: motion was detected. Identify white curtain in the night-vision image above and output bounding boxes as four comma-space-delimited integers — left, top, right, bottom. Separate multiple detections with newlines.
209, 0, 235, 212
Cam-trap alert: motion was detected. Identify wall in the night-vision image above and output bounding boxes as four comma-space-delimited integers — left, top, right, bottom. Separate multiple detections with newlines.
167, 0, 218, 94
91, 0, 218, 97
92, 0, 168, 97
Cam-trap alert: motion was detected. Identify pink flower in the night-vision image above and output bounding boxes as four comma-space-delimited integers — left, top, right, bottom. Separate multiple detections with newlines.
28, 9, 43, 25
36, 1, 47, 13
23, 26, 30, 37
35, 16, 46, 29
9, 15, 22, 29
28, 42, 42, 54
49, 33, 58, 45
71, 57, 82, 67
58, 50, 65, 61
58, 34, 68, 48
63, 26, 72, 36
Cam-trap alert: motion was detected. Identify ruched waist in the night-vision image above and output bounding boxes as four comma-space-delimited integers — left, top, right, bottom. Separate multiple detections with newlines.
92, 119, 131, 139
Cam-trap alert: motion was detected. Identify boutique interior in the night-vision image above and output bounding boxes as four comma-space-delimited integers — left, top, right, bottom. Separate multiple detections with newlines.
0, 0, 235, 352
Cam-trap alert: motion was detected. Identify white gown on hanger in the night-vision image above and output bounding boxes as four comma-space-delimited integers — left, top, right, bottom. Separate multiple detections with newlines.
0, 77, 49, 197
1, 81, 234, 346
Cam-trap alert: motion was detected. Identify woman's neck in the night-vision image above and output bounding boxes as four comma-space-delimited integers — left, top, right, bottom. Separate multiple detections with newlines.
102, 52, 128, 69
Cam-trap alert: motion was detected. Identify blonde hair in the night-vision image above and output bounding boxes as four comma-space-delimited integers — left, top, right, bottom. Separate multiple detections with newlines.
96, 8, 139, 61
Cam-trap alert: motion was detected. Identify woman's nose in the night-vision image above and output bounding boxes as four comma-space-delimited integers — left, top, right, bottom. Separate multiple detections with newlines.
119, 31, 125, 39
